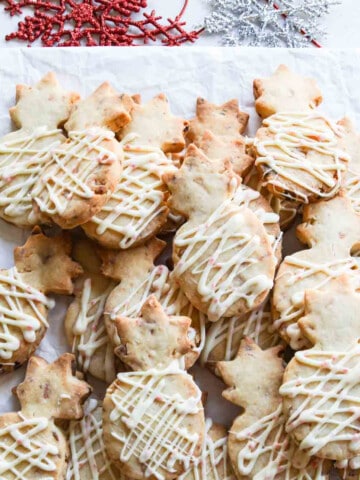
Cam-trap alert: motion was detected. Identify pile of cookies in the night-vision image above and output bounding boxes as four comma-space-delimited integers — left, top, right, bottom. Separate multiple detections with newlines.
0, 65, 359, 479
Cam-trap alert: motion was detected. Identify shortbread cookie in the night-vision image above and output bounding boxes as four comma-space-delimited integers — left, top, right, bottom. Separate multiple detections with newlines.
66, 399, 125, 480
0, 353, 91, 479
200, 299, 281, 370
217, 338, 330, 479
31, 84, 129, 229
179, 419, 236, 480
103, 296, 205, 480
273, 194, 360, 350
164, 145, 276, 321
245, 166, 301, 230
65, 238, 117, 383
102, 238, 205, 369
119, 93, 186, 153
253, 64, 323, 119
0, 228, 81, 373
0, 73, 78, 227
280, 276, 360, 461
81, 135, 177, 249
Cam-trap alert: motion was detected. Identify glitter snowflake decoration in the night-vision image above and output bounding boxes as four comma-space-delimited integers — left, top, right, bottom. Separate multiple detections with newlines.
2, 0, 200, 46
203, 0, 341, 47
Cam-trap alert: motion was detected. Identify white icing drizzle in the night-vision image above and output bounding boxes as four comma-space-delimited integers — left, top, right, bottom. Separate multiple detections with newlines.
179, 418, 235, 480
344, 166, 360, 214
0, 267, 54, 360
0, 127, 62, 222
71, 277, 115, 383
174, 200, 274, 321
31, 128, 117, 217
232, 186, 279, 225
0, 413, 59, 478
67, 401, 120, 480
280, 346, 360, 457
200, 300, 279, 365
254, 112, 349, 202
109, 365, 202, 480
274, 256, 360, 349
234, 404, 327, 479
86, 135, 177, 249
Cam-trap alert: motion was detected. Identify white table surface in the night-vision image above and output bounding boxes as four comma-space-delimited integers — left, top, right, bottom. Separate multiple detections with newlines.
0, 0, 360, 48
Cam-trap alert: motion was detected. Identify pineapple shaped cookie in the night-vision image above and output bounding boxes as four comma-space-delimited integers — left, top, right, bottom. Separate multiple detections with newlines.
280, 276, 360, 462
0, 73, 78, 228
0, 227, 82, 373
0, 353, 91, 479
103, 295, 205, 480
82, 94, 183, 250
31, 82, 133, 229
65, 238, 117, 384
217, 338, 331, 479
273, 193, 360, 350
164, 144, 276, 321
253, 64, 349, 203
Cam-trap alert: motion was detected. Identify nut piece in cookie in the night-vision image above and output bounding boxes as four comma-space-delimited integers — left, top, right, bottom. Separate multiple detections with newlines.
217, 338, 330, 479
280, 276, 360, 461
0, 353, 91, 479
31, 83, 127, 229
164, 145, 276, 321
253, 64, 322, 119
102, 237, 205, 369
119, 93, 186, 153
103, 297, 205, 479
111, 295, 194, 371
65, 238, 117, 384
273, 194, 360, 350
10, 72, 80, 130
0, 228, 82, 374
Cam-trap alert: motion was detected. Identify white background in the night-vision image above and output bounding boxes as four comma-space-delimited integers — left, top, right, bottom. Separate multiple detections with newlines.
0, 0, 360, 48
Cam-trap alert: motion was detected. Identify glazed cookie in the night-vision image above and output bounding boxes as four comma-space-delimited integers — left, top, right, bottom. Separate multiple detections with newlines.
119, 93, 186, 153
102, 237, 205, 369
31, 83, 130, 229
66, 399, 126, 480
81, 134, 177, 250
0, 73, 78, 227
0, 228, 81, 373
0, 353, 91, 479
65, 238, 117, 383
179, 419, 236, 480
217, 338, 330, 479
200, 299, 281, 370
273, 194, 360, 350
164, 145, 276, 321
280, 276, 360, 461
103, 296, 205, 480
252, 65, 349, 203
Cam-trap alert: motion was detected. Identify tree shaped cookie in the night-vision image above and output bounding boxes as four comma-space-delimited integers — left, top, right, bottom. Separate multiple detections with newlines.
65, 238, 117, 384
31, 83, 130, 229
81, 134, 177, 250
66, 399, 127, 480
103, 296, 205, 480
102, 237, 205, 369
252, 65, 349, 203
186, 98, 252, 177
201, 298, 281, 371
178, 419, 236, 480
0, 228, 81, 373
164, 145, 276, 321
0, 353, 91, 479
280, 276, 360, 461
273, 194, 360, 350
0, 73, 78, 228
217, 338, 330, 479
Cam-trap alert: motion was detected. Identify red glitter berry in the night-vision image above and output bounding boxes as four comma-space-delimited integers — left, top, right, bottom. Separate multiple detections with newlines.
2, 0, 201, 46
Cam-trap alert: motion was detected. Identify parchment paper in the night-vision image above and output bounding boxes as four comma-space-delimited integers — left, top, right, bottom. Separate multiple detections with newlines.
0, 46, 357, 431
